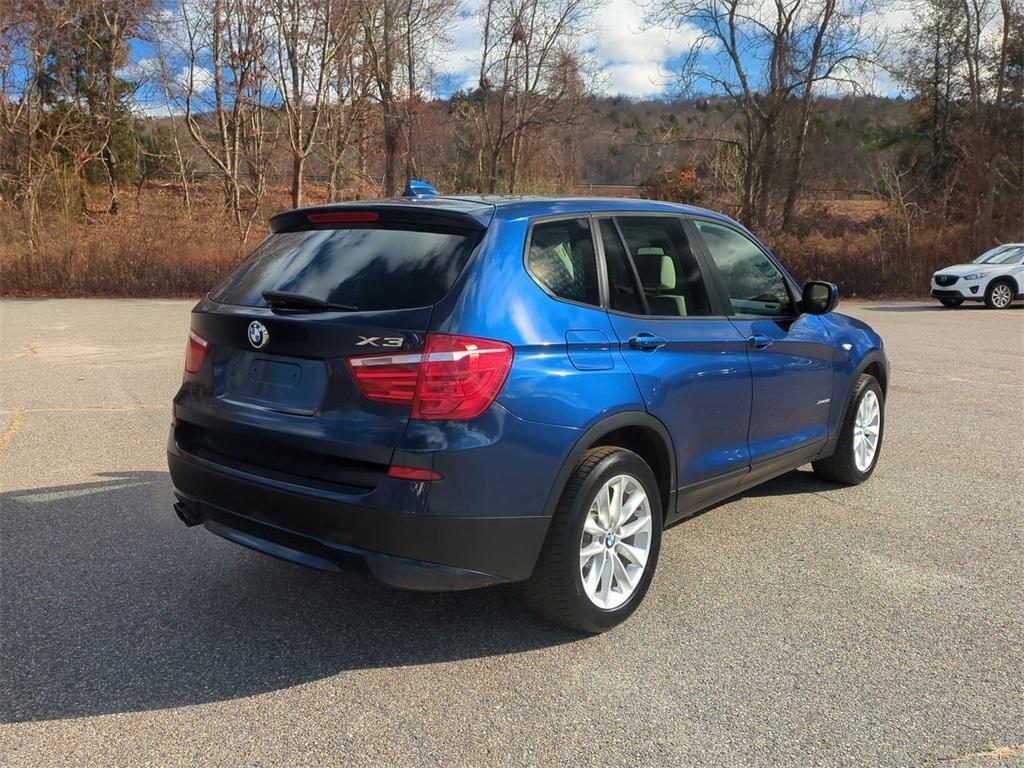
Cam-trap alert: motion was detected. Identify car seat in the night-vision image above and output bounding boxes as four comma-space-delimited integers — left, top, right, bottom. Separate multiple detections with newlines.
634, 247, 688, 316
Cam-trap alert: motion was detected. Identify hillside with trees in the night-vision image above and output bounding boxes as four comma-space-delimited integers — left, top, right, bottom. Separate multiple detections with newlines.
1, 0, 1020, 297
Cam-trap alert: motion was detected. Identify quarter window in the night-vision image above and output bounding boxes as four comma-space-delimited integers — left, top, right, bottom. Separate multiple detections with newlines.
694, 221, 794, 317
613, 217, 713, 317
527, 218, 600, 307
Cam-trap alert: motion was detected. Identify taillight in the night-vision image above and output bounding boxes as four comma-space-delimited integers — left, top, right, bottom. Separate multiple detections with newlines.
413, 335, 514, 419
184, 330, 209, 373
348, 334, 513, 420
346, 352, 421, 404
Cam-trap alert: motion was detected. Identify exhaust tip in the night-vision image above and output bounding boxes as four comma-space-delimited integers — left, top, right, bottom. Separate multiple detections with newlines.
174, 500, 203, 527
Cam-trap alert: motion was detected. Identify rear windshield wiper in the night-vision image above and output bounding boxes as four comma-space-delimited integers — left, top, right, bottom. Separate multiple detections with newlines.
262, 290, 359, 313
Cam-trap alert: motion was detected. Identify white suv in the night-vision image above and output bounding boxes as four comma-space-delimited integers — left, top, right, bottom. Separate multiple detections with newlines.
931, 244, 1024, 309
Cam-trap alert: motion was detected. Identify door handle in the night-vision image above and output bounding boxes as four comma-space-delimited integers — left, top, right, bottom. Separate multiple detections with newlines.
748, 333, 773, 349
629, 333, 667, 351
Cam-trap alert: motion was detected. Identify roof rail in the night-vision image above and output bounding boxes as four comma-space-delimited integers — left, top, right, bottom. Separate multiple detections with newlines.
402, 179, 439, 198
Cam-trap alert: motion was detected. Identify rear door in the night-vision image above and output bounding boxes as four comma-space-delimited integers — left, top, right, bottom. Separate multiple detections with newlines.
173, 207, 485, 489
597, 215, 753, 507
689, 218, 834, 465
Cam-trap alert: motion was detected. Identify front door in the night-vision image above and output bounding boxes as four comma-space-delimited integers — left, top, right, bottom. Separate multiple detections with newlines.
689, 219, 834, 465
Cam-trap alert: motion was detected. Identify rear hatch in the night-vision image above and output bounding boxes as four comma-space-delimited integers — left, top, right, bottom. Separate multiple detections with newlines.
174, 202, 491, 492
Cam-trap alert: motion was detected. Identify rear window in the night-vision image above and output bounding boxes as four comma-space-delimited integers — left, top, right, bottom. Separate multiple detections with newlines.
211, 227, 480, 311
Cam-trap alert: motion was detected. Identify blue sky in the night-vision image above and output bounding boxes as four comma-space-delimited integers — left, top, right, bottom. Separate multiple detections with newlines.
127, 0, 910, 114
435, 0, 906, 99
437, 0, 708, 99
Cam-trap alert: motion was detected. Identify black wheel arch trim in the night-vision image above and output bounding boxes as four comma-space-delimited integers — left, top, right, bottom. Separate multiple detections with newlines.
540, 411, 677, 520
991, 274, 1021, 295
832, 349, 888, 442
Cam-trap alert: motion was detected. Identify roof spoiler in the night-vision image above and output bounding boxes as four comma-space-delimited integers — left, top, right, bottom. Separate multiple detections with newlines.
269, 203, 488, 234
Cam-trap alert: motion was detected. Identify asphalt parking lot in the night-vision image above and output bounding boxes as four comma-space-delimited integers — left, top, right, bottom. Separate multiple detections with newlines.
1, 298, 1022, 767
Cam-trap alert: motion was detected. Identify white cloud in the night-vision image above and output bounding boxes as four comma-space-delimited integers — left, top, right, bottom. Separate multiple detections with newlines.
601, 61, 671, 97
587, 0, 701, 97
851, 0, 1005, 97
178, 64, 215, 95
435, 0, 701, 98
440, 6, 487, 93
121, 56, 161, 83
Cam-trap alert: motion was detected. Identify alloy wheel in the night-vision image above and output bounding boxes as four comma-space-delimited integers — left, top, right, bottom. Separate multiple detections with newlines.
579, 474, 653, 610
853, 389, 881, 473
991, 283, 1013, 308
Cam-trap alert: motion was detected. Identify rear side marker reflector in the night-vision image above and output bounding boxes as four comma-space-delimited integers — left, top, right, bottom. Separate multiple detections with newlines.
348, 334, 514, 420
387, 465, 443, 482
307, 211, 379, 225
184, 330, 209, 373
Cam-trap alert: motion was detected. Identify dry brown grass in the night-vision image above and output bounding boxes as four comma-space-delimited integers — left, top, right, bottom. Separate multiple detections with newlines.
0, 184, 284, 297
773, 225, 976, 297
0, 185, 998, 298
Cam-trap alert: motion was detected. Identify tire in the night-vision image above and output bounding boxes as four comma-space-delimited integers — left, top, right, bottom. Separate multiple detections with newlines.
813, 374, 884, 485
521, 446, 662, 633
939, 297, 963, 307
984, 279, 1015, 309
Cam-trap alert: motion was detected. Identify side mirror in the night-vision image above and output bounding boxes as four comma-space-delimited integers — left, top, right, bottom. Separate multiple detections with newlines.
802, 281, 839, 315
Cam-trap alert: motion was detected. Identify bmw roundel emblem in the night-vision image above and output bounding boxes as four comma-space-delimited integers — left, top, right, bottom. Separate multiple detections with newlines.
247, 320, 269, 349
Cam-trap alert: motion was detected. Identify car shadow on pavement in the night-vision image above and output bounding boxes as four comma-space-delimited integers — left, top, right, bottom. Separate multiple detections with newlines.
737, 468, 838, 498
688, 469, 839, 522
0, 472, 579, 724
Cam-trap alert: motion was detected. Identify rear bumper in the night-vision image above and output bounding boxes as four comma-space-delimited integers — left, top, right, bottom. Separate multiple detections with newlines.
167, 449, 550, 590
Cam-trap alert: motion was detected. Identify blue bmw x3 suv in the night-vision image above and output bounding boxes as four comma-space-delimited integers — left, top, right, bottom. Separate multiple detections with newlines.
169, 183, 888, 632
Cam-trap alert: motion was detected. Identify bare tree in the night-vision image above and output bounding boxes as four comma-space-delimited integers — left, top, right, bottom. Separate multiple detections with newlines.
322, 7, 374, 199
966, 0, 1013, 245
649, 0, 875, 229
94, 1, 151, 211
0, 2, 58, 241
875, 160, 920, 252
780, 0, 838, 231
895, 0, 1020, 247
361, 0, 455, 195
465, 0, 595, 193
361, 0, 399, 194
270, 0, 342, 207
0, 2, 104, 241
179, 0, 276, 241
145, 11, 194, 215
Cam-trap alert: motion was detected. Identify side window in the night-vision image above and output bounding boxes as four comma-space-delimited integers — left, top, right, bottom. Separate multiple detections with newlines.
598, 219, 644, 314
615, 216, 713, 317
693, 221, 794, 317
527, 218, 599, 306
